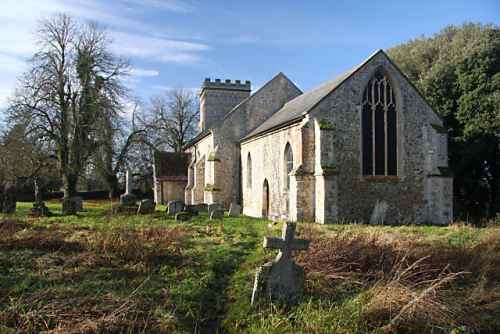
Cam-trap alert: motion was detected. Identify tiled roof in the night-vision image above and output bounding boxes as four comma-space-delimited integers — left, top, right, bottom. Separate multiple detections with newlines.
153, 151, 190, 178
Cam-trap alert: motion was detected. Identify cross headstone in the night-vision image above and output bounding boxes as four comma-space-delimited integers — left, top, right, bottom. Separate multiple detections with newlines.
251, 221, 310, 307
125, 170, 133, 195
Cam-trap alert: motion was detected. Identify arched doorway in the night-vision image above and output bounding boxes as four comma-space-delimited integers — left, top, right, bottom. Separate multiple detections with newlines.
262, 179, 270, 218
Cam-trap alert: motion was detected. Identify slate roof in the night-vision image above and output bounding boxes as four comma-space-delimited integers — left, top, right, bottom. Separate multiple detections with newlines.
241, 70, 353, 141
153, 150, 190, 181
241, 50, 384, 141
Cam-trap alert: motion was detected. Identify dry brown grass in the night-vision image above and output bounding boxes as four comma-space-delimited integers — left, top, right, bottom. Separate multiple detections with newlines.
363, 257, 470, 333
87, 225, 198, 265
295, 225, 500, 333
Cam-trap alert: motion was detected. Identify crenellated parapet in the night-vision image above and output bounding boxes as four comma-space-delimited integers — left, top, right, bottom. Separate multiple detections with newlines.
202, 78, 251, 91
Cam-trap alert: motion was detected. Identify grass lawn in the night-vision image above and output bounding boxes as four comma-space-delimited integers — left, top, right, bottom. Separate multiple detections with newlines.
1, 201, 499, 333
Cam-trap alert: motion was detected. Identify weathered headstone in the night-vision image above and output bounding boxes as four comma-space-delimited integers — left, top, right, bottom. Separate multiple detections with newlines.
210, 209, 224, 220
120, 193, 137, 206
69, 196, 83, 211
196, 203, 209, 213
167, 201, 184, 215
369, 200, 389, 225
184, 205, 199, 215
228, 202, 241, 217
62, 197, 77, 215
208, 203, 221, 215
175, 212, 192, 221
251, 221, 310, 307
137, 199, 156, 214
28, 201, 52, 217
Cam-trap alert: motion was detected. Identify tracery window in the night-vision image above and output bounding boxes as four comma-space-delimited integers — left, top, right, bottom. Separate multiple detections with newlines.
246, 152, 252, 188
284, 143, 293, 190
362, 71, 397, 176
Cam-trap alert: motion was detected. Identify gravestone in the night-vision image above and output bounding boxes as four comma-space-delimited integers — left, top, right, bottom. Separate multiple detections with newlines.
175, 212, 192, 221
28, 180, 51, 217
120, 194, 137, 206
69, 196, 83, 211
125, 170, 133, 195
137, 199, 155, 214
167, 201, 184, 215
369, 200, 389, 225
196, 203, 209, 213
210, 209, 224, 220
228, 202, 241, 217
62, 197, 77, 215
184, 205, 199, 216
119, 170, 137, 206
208, 203, 221, 215
28, 201, 52, 217
251, 221, 310, 307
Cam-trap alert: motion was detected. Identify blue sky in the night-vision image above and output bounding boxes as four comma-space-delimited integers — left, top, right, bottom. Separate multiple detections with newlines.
0, 0, 498, 109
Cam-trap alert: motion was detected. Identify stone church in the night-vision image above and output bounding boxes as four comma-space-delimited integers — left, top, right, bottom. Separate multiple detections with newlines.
181, 50, 453, 225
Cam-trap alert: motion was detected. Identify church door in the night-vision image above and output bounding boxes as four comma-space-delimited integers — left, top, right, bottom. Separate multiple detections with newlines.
262, 179, 270, 218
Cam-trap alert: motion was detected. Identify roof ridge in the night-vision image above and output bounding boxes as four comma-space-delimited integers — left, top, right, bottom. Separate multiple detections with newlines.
241, 50, 385, 142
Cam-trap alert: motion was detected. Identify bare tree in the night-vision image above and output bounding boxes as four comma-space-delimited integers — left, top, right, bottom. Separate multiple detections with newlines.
146, 87, 199, 152
8, 14, 129, 197
92, 100, 145, 198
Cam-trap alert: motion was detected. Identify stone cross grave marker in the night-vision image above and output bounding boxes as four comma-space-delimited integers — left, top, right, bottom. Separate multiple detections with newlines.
125, 170, 133, 195
251, 221, 310, 307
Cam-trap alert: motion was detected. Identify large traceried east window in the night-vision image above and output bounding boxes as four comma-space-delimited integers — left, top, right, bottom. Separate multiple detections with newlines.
284, 143, 293, 190
246, 152, 252, 188
362, 71, 397, 176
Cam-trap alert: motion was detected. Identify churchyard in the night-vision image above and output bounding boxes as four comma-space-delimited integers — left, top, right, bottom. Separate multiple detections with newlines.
0, 200, 498, 333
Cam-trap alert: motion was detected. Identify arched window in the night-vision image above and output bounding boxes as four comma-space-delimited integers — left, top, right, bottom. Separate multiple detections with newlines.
284, 143, 293, 190
362, 70, 397, 176
246, 152, 252, 188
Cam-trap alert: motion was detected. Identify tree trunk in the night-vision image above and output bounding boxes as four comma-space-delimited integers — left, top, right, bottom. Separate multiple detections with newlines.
106, 174, 121, 199
63, 174, 78, 198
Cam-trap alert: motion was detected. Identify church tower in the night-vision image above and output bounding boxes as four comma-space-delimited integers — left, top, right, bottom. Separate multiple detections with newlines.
199, 78, 251, 131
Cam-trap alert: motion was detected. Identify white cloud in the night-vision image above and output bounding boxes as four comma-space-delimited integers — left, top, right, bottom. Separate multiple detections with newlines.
129, 68, 159, 77
0, 0, 211, 107
111, 30, 210, 65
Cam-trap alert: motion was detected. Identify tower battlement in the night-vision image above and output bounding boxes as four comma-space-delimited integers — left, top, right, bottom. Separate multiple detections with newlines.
202, 78, 251, 91
198, 78, 251, 131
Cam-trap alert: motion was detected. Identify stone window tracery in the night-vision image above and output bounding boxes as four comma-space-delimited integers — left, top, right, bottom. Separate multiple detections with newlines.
362, 70, 397, 176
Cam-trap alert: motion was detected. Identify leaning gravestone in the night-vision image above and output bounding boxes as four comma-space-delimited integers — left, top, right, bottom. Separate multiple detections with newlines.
62, 198, 77, 215
69, 196, 83, 211
137, 199, 155, 214
175, 212, 192, 221
369, 200, 389, 225
208, 203, 221, 215
210, 209, 224, 220
167, 201, 184, 215
251, 221, 310, 307
228, 202, 241, 217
